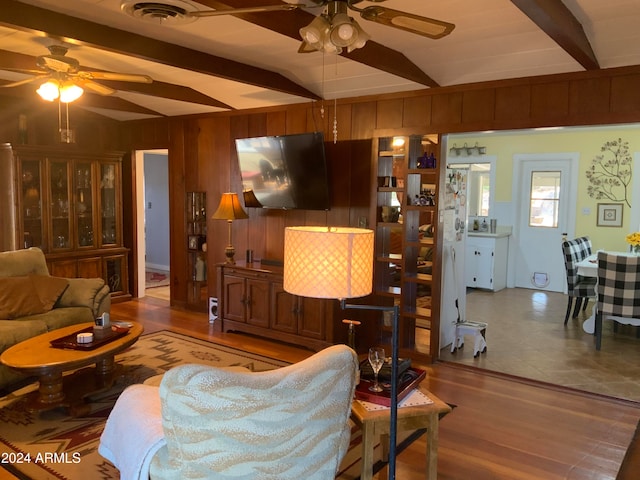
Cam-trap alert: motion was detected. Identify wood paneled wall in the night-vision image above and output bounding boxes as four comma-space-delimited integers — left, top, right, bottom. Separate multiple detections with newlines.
0, 96, 121, 150
4, 64, 639, 307
117, 64, 640, 307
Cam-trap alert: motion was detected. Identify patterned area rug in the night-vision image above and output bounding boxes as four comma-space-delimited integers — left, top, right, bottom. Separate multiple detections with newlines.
145, 270, 169, 288
0, 331, 378, 479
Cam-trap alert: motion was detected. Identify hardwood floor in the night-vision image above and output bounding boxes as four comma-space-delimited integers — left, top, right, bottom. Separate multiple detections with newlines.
441, 288, 640, 402
111, 294, 640, 479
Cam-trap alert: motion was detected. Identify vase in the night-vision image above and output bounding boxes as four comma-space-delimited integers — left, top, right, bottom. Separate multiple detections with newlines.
634, 245, 640, 256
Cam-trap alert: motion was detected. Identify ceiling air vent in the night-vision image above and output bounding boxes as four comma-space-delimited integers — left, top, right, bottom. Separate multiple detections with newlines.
120, 0, 199, 25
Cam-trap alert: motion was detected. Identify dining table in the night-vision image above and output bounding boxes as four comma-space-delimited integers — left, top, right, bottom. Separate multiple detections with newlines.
575, 251, 634, 334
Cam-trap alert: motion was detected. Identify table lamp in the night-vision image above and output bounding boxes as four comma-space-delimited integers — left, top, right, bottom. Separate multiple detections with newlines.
212, 192, 248, 263
283, 225, 401, 480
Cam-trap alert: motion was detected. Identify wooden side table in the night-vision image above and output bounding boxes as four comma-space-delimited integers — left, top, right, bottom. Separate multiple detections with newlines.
351, 387, 451, 480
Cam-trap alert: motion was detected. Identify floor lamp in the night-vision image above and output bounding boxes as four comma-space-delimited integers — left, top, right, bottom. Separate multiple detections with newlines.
212, 192, 248, 263
283, 226, 400, 480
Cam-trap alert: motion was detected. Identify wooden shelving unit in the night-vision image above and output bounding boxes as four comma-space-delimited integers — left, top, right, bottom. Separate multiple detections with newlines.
186, 191, 207, 311
373, 135, 441, 360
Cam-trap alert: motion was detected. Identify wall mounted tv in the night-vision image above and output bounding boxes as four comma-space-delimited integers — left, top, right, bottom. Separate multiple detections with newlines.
236, 132, 330, 210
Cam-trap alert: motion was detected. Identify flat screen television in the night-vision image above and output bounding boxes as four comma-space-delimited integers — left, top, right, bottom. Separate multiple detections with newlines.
236, 132, 330, 210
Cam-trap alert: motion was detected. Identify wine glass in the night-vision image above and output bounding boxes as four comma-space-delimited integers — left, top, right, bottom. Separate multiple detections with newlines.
368, 347, 385, 392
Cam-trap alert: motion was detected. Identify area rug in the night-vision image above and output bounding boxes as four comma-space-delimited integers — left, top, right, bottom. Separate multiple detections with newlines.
145, 270, 169, 288
0, 331, 388, 480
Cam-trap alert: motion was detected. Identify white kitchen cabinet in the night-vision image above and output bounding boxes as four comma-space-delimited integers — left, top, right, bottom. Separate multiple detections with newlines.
466, 233, 510, 291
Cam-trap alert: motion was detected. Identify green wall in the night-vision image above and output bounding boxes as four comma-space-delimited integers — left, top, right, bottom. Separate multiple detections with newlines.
449, 125, 639, 252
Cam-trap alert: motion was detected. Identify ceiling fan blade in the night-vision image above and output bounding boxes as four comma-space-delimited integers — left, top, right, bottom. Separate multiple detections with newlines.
75, 79, 116, 96
360, 6, 455, 39
189, 4, 299, 17
0, 67, 48, 76
0, 75, 48, 88
297, 41, 318, 54
77, 71, 153, 83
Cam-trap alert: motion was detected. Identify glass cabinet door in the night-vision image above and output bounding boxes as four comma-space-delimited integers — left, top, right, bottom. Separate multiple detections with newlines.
19, 159, 43, 249
104, 255, 127, 296
100, 163, 118, 245
49, 160, 72, 250
75, 161, 95, 248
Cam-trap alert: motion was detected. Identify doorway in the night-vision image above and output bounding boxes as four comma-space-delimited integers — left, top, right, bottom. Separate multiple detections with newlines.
512, 153, 579, 293
134, 149, 170, 299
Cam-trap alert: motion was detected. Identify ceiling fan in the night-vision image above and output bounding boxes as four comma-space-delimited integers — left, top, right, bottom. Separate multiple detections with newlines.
0, 44, 153, 102
120, 0, 455, 53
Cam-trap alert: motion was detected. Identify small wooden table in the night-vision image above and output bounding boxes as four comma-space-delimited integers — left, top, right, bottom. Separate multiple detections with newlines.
351, 387, 451, 480
0, 321, 143, 416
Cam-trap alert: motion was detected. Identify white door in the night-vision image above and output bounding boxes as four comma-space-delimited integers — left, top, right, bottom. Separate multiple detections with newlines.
513, 154, 578, 292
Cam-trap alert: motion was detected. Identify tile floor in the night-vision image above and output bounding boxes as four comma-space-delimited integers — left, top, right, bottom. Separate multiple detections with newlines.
439, 287, 640, 402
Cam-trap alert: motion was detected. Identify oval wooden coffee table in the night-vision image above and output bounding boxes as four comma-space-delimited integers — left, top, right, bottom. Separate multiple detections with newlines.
0, 321, 143, 416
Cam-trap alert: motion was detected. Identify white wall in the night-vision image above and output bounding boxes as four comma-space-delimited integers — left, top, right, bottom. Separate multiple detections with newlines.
144, 152, 170, 271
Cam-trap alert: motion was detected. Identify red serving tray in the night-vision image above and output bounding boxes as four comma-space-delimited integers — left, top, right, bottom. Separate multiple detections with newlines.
355, 367, 426, 407
50, 326, 129, 351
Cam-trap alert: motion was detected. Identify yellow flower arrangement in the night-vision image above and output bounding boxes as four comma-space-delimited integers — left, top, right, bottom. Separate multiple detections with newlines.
626, 232, 640, 254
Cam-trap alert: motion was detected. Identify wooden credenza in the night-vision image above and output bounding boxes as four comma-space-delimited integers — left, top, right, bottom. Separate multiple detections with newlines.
216, 262, 348, 351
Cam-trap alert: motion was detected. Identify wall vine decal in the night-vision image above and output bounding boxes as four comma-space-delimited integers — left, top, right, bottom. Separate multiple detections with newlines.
586, 137, 632, 208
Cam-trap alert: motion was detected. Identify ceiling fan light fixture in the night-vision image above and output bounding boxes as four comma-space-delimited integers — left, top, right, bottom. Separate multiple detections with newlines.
300, 11, 369, 53
299, 14, 331, 49
59, 82, 84, 103
329, 13, 358, 47
346, 20, 370, 52
36, 80, 60, 102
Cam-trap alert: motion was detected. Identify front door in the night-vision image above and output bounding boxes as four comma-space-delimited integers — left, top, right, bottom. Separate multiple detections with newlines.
513, 154, 578, 292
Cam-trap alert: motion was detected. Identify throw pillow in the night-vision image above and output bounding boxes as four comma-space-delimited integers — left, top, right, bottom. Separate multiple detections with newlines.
0, 275, 68, 319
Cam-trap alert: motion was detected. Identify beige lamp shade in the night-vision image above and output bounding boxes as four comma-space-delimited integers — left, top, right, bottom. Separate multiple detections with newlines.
212, 192, 249, 220
284, 226, 374, 299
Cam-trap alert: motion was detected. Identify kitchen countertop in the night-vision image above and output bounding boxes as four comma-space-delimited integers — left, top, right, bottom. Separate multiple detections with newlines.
467, 226, 512, 238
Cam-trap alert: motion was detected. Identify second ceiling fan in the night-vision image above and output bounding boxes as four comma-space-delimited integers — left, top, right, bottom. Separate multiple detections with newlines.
121, 0, 455, 53
0, 44, 152, 102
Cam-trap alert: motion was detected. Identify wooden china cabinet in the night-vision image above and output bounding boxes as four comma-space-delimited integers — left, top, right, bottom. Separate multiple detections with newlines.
7, 145, 130, 301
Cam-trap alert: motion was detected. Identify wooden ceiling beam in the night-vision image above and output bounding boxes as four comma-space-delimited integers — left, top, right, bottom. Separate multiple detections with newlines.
511, 0, 599, 70
84, 80, 235, 110
0, 0, 321, 102
0, 49, 36, 71
72, 94, 166, 116
197, 0, 440, 87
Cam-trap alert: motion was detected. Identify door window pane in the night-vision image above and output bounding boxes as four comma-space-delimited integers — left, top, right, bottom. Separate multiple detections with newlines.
529, 171, 560, 227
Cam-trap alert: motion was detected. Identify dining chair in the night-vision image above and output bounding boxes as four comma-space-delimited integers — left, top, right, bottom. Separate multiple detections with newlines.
595, 252, 640, 350
562, 236, 597, 325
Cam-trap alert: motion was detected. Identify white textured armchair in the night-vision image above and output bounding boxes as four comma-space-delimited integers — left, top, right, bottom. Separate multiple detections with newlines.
99, 344, 358, 480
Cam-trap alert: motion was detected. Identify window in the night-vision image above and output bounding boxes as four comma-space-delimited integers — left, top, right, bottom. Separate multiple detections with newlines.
477, 170, 490, 216
529, 171, 561, 227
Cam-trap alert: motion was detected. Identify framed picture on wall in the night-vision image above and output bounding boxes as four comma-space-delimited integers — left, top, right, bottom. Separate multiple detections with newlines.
597, 203, 623, 227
